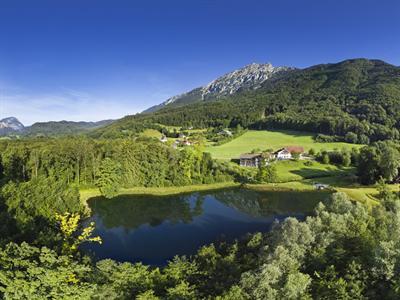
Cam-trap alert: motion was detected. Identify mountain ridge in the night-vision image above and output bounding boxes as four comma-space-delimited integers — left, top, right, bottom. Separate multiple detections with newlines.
144, 62, 295, 113
94, 58, 400, 142
0, 118, 114, 137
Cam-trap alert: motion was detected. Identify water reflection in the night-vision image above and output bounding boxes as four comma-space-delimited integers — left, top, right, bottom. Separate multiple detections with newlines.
84, 188, 329, 265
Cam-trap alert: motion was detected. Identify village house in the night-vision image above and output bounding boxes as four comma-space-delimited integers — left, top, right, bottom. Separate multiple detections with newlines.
239, 153, 263, 167
273, 146, 305, 160
160, 135, 168, 143
181, 140, 192, 146
274, 148, 292, 160
218, 129, 233, 137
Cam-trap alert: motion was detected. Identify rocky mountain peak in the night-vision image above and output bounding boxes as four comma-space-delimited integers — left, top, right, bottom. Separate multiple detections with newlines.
143, 62, 295, 113
201, 62, 293, 99
0, 117, 24, 131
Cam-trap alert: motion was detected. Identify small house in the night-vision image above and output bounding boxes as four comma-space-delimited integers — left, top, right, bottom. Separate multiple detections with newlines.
218, 129, 233, 137
274, 148, 292, 160
314, 183, 329, 190
160, 135, 168, 143
178, 133, 187, 139
273, 146, 305, 160
181, 140, 192, 146
240, 153, 263, 167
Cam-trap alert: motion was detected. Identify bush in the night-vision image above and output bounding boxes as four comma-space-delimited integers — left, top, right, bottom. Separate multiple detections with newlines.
345, 132, 358, 144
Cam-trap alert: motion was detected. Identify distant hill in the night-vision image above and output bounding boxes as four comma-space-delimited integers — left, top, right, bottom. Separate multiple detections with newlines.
25, 120, 114, 136
0, 118, 114, 137
96, 58, 400, 142
143, 63, 294, 113
0, 117, 25, 135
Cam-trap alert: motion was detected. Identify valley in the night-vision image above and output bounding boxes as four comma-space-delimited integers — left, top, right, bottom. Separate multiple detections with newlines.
206, 129, 362, 160
2, 58, 400, 299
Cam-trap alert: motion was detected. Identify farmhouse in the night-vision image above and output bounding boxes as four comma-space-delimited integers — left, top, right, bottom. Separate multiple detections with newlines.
274, 148, 292, 160
240, 153, 263, 167
273, 146, 305, 160
218, 129, 233, 137
160, 135, 168, 143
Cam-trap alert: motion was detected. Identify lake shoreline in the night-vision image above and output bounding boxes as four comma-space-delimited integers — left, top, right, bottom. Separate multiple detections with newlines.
80, 180, 332, 212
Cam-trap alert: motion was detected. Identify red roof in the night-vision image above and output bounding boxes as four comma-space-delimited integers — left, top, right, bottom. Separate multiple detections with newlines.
285, 146, 304, 153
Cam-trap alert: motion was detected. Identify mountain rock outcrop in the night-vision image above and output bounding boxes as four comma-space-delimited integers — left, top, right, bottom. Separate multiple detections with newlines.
0, 117, 24, 135
144, 63, 294, 113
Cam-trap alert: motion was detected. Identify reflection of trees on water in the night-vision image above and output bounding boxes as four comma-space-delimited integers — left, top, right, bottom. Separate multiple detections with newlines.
212, 188, 330, 218
88, 189, 331, 230
89, 193, 205, 230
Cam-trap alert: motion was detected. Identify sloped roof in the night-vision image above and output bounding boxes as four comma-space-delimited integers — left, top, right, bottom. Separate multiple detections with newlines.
274, 148, 290, 155
240, 153, 262, 159
285, 146, 304, 153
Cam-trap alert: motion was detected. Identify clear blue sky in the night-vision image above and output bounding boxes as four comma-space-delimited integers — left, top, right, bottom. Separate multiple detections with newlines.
0, 0, 399, 124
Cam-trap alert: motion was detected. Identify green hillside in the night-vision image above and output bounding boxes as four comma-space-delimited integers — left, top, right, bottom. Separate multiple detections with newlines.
207, 130, 362, 160
93, 59, 400, 143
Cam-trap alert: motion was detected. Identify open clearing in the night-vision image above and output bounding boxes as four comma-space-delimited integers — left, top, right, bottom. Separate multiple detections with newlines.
206, 130, 363, 160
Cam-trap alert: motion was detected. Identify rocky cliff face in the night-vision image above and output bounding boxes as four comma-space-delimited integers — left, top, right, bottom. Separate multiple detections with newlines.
0, 117, 24, 135
144, 63, 294, 113
202, 63, 293, 99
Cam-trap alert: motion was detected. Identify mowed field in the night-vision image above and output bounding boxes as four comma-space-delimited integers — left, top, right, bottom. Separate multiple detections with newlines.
207, 130, 363, 160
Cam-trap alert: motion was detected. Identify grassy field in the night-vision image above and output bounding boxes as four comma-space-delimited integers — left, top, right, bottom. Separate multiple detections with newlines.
206, 130, 363, 160
246, 178, 388, 208
274, 160, 353, 182
140, 129, 163, 138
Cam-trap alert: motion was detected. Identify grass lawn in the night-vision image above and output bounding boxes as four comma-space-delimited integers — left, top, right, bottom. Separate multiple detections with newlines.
206, 130, 363, 160
274, 160, 353, 182
140, 129, 163, 138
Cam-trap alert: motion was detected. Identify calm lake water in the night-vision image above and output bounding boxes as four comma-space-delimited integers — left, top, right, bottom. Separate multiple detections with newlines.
83, 187, 330, 265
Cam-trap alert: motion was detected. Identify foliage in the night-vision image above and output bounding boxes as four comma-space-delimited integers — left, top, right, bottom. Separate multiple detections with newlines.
56, 213, 102, 255
256, 162, 277, 183
1, 176, 83, 232
96, 158, 121, 198
0, 242, 97, 299
357, 141, 400, 184
0, 137, 234, 190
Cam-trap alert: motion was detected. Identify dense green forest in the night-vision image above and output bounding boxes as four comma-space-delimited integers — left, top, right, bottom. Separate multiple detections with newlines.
94, 59, 400, 143
0, 137, 234, 191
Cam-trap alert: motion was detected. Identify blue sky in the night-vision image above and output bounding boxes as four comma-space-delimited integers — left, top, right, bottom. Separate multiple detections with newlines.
0, 0, 399, 125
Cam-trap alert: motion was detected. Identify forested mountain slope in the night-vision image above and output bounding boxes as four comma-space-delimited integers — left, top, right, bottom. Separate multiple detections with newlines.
25, 120, 114, 136
144, 63, 294, 113
95, 59, 400, 142
0, 119, 114, 137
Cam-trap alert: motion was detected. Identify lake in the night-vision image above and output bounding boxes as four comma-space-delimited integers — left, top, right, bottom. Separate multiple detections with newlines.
83, 187, 330, 265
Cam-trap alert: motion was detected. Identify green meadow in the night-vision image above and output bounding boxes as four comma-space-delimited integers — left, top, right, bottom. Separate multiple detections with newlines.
206, 129, 363, 160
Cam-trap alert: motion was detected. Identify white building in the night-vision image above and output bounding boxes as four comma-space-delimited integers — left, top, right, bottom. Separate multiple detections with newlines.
274, 148, 292, 160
